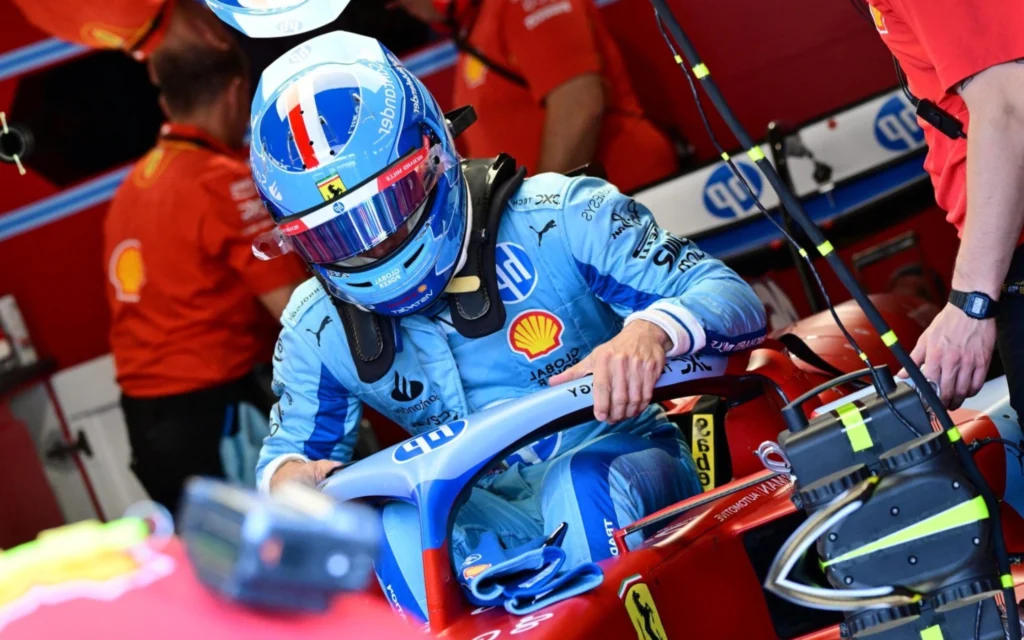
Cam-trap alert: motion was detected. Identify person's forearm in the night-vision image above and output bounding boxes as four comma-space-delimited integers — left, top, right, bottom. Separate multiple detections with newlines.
953, 102, 1024, 298
537, 113, 602, 174
258, 282, 299, 321
536, 75, 604, 174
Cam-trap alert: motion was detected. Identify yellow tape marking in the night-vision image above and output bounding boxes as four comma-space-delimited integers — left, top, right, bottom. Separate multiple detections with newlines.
692, 63, 710, 79
881, 331, 898, 347
747, 146, 766, 162
816, 241, 834, 257
920, 625, 944, 640
837, 403, 872, 452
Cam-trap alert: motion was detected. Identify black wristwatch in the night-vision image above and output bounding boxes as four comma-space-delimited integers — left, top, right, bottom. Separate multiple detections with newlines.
948, 289, 1000, 319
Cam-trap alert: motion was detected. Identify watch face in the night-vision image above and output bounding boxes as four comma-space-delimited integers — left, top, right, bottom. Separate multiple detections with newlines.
968, 294, 988, 317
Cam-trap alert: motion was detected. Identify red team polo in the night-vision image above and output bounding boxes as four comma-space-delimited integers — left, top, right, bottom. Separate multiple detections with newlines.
453, 0, 678, 193
9, 0, 172, 57
866, 0, 1024, 244
104, 124, 308, 398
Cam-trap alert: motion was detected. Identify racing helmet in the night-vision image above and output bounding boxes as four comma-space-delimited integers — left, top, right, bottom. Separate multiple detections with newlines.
250, 31, 467, 316
204, 0, 351, 38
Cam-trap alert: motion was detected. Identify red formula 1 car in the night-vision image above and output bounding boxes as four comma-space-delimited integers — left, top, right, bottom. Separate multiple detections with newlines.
4, 295, 1017, 639
317, 293, 1023, 640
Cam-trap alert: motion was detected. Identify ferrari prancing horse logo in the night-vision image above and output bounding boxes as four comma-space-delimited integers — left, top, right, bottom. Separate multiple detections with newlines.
621, 578, 667, 640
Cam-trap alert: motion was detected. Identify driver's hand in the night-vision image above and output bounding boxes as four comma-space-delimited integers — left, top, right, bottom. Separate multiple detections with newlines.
269, 459, 344, 493
549, 319, 672, 424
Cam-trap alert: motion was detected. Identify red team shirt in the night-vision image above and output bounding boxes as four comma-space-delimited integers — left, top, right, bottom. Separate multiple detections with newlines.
453, 0, 678, 193
9, 0, 171, 57
104, 124, 308, 398
865, 0, 1024, 244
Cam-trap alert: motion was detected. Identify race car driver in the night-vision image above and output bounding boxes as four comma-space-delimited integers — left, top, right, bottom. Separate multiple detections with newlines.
862, 1, 1024, 417
249, 31, 765, 621
395, 0, 681, 193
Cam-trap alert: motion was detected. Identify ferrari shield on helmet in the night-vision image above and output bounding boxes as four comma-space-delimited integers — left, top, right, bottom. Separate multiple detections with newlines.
249, 31, 467, 317
204, 0, 350, 38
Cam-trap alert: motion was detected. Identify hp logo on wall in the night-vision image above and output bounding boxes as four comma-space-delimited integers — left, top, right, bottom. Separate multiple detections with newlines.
702, 161, 763, 219
874, 95, 924, 152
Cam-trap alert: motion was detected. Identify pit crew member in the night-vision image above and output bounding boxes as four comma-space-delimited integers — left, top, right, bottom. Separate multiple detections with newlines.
864, 0, 1024, 416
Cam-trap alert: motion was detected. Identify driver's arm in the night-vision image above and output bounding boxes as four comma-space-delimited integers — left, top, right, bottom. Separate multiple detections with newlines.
256, 293, 363, 493
560, 177, 767, 356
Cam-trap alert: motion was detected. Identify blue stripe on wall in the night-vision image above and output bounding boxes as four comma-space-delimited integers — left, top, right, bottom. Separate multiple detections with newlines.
0, 167, 131, 242
0, 38, 87, 82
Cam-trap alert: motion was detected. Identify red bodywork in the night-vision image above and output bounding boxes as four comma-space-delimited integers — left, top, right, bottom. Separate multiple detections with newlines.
427, 338, 1024, 640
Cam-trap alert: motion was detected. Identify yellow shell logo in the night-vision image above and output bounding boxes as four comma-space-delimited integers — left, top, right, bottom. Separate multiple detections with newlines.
508, 310, 563, 361
463, 56, 488, 89
109, 240, 145, 303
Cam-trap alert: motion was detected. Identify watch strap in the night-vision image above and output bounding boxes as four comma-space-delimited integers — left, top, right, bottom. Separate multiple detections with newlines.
949, 289, 1000, 319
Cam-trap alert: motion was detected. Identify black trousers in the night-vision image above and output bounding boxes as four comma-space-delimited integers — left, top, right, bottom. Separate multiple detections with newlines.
121, 372, 274, 515
998, 245, 1024, 429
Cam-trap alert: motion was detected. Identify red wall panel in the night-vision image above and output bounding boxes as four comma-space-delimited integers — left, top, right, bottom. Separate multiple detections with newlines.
0, 0, 911, 370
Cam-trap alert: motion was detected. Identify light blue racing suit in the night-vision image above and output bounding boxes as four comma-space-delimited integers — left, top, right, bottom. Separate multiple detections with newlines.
257, 173, 767, 621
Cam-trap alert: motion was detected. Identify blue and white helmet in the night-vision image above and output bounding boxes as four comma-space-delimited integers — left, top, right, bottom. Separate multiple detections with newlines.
204, 0, 350, 38
249, 31, 467, 316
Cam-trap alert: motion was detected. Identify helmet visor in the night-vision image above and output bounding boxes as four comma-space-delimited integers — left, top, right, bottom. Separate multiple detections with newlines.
253, 137, 454, 264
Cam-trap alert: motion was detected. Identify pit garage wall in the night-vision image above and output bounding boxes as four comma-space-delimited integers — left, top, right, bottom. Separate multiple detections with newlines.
0, 0, 961, 531
0, 0, 906, 371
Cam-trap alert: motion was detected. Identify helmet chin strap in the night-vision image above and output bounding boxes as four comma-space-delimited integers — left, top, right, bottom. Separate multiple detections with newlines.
444, 180, 480, 294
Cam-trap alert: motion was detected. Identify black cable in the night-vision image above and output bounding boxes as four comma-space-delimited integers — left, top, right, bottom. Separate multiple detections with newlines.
976, 598, 984, 640
646, 2, 1020, 637
892, 56, 917, 105
653, 12, 920, 438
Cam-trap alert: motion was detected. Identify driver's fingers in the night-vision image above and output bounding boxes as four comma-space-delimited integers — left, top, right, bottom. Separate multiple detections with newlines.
548, 356, 590, 386
641, 358, 658, 409
592, 355, 612, 422
312, 460, 344, 484
608, 355, 630, 424
625, 358, 643, 419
